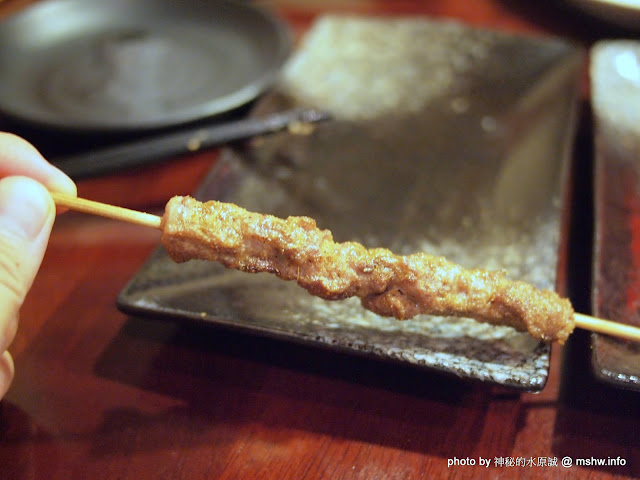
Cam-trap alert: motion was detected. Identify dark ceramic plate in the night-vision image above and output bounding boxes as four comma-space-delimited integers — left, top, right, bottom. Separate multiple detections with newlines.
118, 17, 582, 391
0, 0, 290, 132
591, 41, 640, 390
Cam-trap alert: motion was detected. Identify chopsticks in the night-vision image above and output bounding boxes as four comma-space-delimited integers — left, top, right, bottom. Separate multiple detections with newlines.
51, 192, 640, 344
53, 108, 332, 179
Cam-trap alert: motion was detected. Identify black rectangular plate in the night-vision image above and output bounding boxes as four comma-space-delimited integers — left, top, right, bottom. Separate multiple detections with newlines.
118, 17, 582, 391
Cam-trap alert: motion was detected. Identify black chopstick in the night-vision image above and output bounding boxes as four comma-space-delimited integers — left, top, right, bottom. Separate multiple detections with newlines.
53, 108, 331, 179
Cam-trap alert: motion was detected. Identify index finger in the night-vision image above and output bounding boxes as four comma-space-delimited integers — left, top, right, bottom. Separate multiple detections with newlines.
0, 132, 77, 196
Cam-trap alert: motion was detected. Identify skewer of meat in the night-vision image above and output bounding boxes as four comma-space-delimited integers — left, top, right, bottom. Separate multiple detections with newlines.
51, 193, 640, 344
160, 196, 575, 343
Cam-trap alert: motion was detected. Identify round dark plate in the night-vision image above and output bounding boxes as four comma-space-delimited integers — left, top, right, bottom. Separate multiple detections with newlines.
0, 0, 291, 132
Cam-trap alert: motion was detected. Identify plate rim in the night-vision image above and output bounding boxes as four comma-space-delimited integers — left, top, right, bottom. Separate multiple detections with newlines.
0, 0, 292, 132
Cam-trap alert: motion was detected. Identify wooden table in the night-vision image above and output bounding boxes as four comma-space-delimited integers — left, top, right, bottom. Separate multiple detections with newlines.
1, 1, 639, 479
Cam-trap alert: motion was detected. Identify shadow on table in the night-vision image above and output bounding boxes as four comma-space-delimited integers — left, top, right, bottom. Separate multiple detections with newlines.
90, 312, 640, 478
92, 314, 522, 460
553, 329, 640, 478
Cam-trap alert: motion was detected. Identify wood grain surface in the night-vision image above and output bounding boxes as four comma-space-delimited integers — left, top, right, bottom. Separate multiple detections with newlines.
1, 1, 639, 479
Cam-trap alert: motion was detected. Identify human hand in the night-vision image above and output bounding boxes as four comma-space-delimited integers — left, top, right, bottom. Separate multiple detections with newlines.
0, 132, 76, 399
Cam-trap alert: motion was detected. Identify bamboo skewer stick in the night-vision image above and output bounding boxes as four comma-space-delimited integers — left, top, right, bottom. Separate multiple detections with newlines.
51, 192, 162, 230
574, 313, 640, 342
51, 193, 640, 344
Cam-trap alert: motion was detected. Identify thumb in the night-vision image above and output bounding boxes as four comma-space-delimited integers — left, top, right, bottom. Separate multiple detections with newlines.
0, 176, 55, 354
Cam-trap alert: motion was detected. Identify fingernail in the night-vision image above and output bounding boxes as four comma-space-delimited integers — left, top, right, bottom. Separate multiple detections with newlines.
0, 177, 53, 240
0, 351, 15, 400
